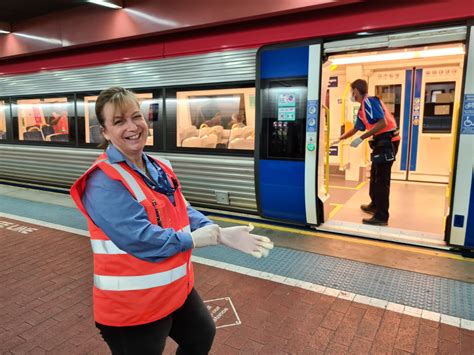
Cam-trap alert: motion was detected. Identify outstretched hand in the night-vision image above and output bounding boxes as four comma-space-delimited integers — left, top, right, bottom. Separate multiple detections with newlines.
219, 225, 274, 258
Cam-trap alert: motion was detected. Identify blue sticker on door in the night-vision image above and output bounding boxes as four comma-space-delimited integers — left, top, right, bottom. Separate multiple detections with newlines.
461, 94, 474, 135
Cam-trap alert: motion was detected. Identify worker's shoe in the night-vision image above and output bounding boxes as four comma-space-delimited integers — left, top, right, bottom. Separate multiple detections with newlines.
360, 204, 376, 215
362, 217, 388, 226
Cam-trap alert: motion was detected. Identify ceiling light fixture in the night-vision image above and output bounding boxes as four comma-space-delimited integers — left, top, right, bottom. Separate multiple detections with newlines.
87, 0, 123, 9
15, 33, 62, 45
330, 46, 465, 65
0, 21, 11, 34
124, 8, 179, 27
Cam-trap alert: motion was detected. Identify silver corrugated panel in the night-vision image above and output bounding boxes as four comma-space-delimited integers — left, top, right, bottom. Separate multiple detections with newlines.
324, 26, 467, 54
0, 145, 257, 212
0, 49, 257, 97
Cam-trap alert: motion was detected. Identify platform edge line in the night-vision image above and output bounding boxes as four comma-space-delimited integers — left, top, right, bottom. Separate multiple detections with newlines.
0, 212, 89, 237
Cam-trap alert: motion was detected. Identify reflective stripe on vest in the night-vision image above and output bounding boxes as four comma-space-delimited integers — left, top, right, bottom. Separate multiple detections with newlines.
90, 239, 127, 254
94, 262, 188, 291
102, 161, 146, 202
90, 224, 191, 255
83, 157, 146, 202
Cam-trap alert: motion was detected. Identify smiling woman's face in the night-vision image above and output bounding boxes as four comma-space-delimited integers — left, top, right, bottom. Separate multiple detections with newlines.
102, 100, 148, 158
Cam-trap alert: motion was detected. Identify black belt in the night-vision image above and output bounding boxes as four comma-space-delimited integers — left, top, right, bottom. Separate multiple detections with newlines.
373, 131, 395, 141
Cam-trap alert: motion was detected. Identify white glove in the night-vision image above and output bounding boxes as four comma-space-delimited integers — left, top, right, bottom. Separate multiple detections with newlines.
350, 137, 363, 148
219, 225, 274, 258
191, 224, 220, 248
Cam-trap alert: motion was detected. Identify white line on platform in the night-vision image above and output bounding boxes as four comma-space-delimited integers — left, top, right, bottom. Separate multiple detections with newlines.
191, 255, 474, 331
0, 212, 89, 237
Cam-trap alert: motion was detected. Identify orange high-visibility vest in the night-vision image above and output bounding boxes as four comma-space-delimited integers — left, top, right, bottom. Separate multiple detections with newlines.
358, 97, 401, 142
70, 152, 194, 327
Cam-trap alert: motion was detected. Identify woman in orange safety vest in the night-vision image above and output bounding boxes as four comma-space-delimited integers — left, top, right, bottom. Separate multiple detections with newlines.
70, 87, 273, 354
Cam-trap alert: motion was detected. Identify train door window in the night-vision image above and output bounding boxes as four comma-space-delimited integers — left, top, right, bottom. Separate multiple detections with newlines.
173, 87, 256, 150
13, 97, 74, 143
0, 100, 7, 140
375, 85, 402, 128
422, 81, 455, 133
260, 78, 307, 159
80, 92, 157, 146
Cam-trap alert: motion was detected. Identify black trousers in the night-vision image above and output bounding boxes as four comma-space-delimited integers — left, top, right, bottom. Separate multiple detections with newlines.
96, 288, 216, 355
368, 140, 400, 221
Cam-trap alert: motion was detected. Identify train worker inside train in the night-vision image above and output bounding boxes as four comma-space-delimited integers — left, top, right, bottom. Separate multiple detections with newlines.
333, 79, 401, 226
70, 87, 273, 355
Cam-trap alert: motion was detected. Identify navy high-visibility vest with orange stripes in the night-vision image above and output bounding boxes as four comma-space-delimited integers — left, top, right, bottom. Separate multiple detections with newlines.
358, 96, 401, 142
70, 152, 194, 327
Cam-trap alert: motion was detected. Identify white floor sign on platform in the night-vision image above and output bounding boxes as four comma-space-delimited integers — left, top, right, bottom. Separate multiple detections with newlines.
204, 297, 241, 329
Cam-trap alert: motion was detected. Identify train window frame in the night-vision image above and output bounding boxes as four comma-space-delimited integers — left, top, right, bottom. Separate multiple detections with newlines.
10, 93, 77, 147
164, 82, 256, 156
0, 97, 13, 143
422, 81, 456, 134
75, 88, 164, 152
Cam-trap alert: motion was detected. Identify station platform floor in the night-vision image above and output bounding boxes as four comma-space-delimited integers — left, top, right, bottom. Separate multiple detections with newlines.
0, 184, 473, 354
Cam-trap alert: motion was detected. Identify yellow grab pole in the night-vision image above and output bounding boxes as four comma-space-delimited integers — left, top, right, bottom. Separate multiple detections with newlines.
443, 101, 460, 232
447, 101, 460, 199
323, 105, 330, 195
340, 83, 351, 170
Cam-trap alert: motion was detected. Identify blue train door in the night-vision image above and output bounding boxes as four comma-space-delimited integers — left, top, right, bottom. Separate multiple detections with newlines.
255, 42, 322, 225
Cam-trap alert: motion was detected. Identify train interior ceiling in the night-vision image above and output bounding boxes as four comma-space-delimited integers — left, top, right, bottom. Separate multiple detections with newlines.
318, 42, 465, 246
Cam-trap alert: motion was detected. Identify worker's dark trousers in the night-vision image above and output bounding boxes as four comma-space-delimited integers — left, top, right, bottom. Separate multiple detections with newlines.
96, 288, 216, 355
368, 140, 400, 221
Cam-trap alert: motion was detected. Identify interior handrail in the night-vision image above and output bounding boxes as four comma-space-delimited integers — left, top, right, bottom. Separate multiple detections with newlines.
322, 104, 330, 195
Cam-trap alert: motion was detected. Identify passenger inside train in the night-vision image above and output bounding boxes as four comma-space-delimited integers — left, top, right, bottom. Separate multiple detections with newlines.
319, 43, 465, 244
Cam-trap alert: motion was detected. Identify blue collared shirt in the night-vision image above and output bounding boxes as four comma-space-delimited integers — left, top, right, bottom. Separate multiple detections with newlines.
82, 144, 213, 262
355, 96, 385, 131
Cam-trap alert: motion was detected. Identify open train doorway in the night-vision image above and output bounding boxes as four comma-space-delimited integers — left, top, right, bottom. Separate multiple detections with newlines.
318, 40, 466, 246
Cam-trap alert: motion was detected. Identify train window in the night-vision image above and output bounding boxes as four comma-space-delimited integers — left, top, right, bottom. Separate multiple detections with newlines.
82, 93, 157, 145
0, 100, 7, 140
175, 88, 256, 150
375, 85, 402, 129
422, 81, 455, 134
15, 97, 73, 142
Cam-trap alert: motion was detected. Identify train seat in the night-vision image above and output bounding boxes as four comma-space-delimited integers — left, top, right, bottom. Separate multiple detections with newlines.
180, 126, 198, 143
182, 137, 202, 147
48, 133, 69, 142
201, 134, 218, 148
23, 130, 44, 141
229, 127, 244, 142
199, 127, 212, 138
41, 125, 55, 137
228, 137, 254, 150
242, 126, 254, 138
